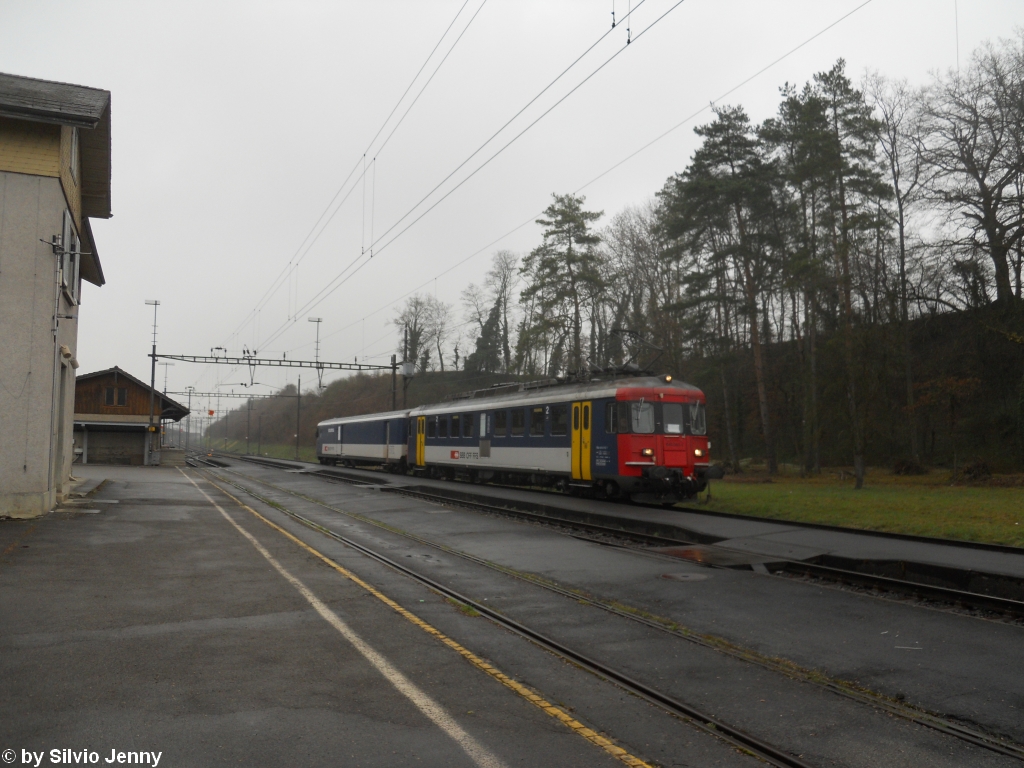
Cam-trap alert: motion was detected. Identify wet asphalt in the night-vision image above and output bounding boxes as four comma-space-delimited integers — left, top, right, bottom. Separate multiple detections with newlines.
204, 458, 1024, 766
1, 466, 761, 768
2, 460, 1021, 766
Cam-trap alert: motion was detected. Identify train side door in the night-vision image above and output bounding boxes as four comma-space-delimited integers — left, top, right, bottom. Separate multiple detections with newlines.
416, 416, 426, 466
571, 401, 592, 481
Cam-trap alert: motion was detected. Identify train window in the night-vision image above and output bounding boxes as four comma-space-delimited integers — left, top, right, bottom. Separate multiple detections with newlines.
511, 408, 525, 436
427, 418, 436, 438
438, 416, 449, 438
663, 403, 683, 434
463, 414, 474, 438
582, 404, 590, 430
494, 410, 507, 437
617, 402, 631, 433
530, 407, 545, 436
689, 403, 707, 435
551, 405, 568, 436
631, 402, 655, 434
605, 403, 616, 433
410, 418, 416, 435
450, 414, 460, 438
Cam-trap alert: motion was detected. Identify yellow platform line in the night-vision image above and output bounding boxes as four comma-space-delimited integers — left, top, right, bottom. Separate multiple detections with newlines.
198, 470, 652, 768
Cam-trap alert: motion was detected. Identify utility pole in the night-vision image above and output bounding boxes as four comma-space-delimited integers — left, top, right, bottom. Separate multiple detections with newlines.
145, 300, 160, 465
159, 361, 174, 393
185, 386, 194, 452
246, 398, 251, 456
308, 317, 323, 392
391, 354, 397, 411
295, 374, 301, 460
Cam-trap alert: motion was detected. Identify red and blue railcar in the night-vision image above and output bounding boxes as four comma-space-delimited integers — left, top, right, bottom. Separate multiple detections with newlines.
316, 375, 709, 501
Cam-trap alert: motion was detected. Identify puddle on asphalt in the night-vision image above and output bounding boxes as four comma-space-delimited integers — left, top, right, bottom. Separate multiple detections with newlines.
661, 573, 709, 582
653, 545, 773, 568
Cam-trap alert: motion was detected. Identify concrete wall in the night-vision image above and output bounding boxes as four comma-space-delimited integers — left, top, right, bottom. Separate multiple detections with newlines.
0, 170, 80, 517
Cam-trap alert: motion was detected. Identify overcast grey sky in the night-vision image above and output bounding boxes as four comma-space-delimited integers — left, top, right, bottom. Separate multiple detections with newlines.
1, 0, 1019, 413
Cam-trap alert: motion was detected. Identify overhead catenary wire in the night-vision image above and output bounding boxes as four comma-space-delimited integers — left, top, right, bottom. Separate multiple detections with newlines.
294, 0, 881, 363
220, 0, 880, 393
253, 0, 672, 354
217, 0, 479, 352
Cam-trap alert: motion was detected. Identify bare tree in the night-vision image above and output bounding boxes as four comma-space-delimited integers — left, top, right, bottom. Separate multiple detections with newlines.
485, 250, 520, 372
922, 33, 1024, 305
867, 72, 929, 461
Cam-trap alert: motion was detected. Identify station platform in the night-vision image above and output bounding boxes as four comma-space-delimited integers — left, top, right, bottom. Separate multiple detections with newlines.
0, 466, 645, 768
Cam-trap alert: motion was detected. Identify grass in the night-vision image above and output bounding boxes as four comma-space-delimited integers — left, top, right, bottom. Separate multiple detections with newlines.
699, 469, 1024, 547
200, 438, 1023, 547
201, 440, 319, 463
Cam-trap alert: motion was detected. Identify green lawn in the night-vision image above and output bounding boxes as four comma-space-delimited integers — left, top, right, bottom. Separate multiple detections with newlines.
203, 440, 319, 463
699, 472, 1024, 547
201, 440, 1023, 547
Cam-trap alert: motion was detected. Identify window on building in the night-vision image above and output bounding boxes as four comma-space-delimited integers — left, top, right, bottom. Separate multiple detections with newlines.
530, 407, 545, 436
450, 414, 460, 438
494, 410, 507, 437
427, 418, 436, 438
463, 414, 474, 438
511, 408, 525, 436
551, 405, 568, 436
105, 387, 127, 407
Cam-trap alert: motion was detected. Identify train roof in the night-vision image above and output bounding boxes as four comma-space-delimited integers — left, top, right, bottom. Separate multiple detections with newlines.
410, 375, 702, 415
317, 409, 409, 428
316, 376, 703, 428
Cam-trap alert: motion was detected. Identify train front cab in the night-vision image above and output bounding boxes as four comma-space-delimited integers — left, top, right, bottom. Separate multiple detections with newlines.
603, 387, 709, 500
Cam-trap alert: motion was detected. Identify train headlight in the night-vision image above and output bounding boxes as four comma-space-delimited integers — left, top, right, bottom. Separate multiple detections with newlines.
694, 448, 705, 458
641, 448, 654, 457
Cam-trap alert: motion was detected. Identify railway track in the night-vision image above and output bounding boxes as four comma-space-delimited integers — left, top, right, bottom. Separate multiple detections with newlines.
191, 454, 1024, 763
210, 452, 1024, 620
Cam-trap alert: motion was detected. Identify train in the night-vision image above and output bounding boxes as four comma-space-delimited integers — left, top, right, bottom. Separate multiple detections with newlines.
315, 374, 710, 502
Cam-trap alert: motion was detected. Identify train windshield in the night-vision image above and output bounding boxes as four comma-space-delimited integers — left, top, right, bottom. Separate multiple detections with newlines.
630, 402, 655, 434
689, 403, 707, 435
662, 403, 683, 434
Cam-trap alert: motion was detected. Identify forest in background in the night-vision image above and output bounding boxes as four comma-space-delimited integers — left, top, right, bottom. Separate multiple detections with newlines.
210, 37, 1024, 479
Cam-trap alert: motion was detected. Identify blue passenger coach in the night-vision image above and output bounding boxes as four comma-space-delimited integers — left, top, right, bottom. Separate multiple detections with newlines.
315, 410, 408, 471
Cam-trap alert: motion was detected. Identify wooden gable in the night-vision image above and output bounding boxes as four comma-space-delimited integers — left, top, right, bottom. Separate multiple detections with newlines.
75, 369, 153, 417
75, 367, 188, 421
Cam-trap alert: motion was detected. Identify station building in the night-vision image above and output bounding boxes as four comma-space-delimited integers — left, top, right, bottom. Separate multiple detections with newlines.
73, 367, 189, 465
0, 72, 110, 518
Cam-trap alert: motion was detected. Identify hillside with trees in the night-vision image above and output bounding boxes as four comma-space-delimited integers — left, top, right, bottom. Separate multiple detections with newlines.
212, 38, 1024, 476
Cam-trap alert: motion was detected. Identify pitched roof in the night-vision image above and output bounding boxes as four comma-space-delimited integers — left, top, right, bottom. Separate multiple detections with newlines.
0, 72, 111, 220
76, 366, 190, 421
0, 71, 108, 127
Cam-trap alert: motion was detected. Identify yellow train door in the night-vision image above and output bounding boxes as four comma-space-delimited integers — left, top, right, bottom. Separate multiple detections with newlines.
571, 401, 592, 480
416, 416, 426, 466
